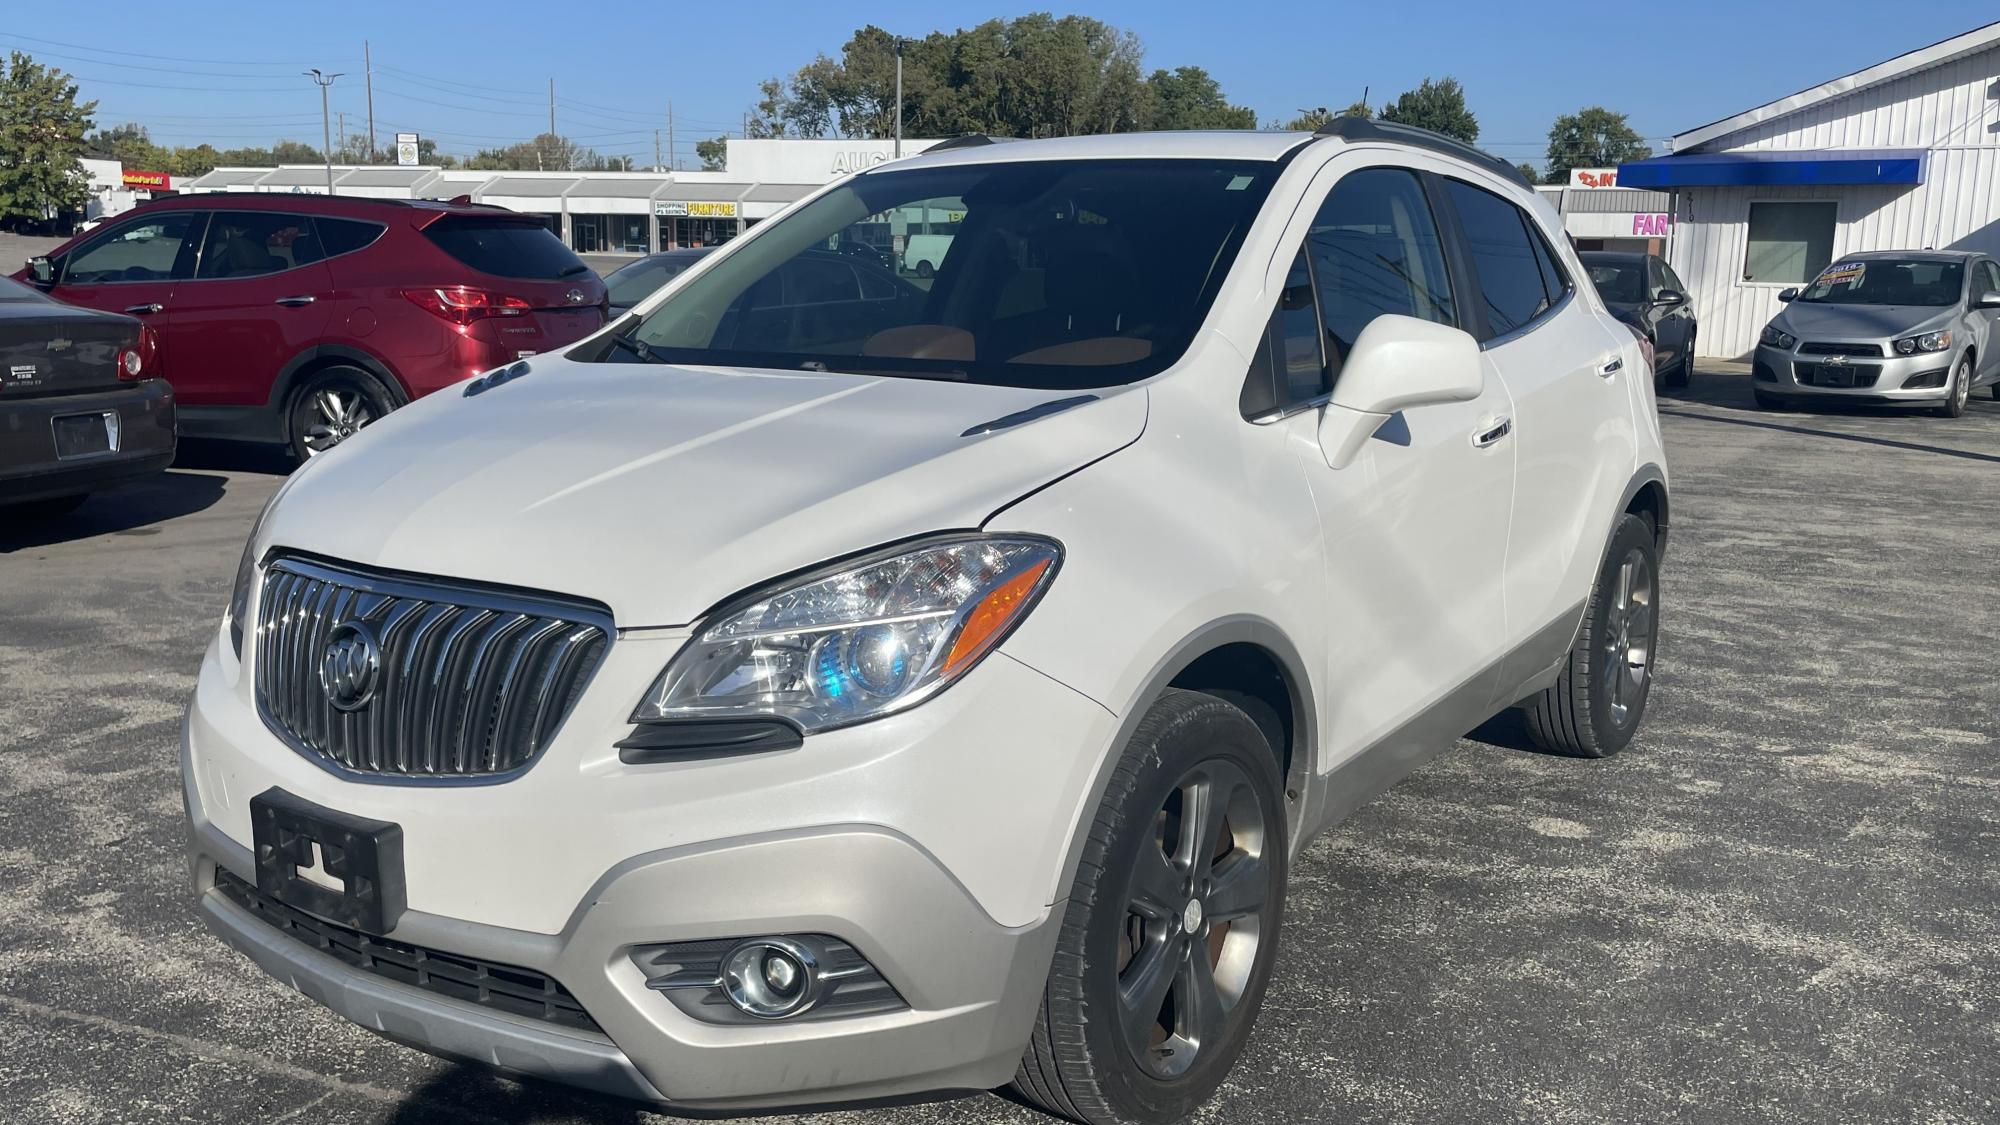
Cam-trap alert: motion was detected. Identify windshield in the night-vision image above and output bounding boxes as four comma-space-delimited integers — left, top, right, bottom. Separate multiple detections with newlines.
593, 158, 1278, 388
606, 253, 706, 307
1583, 259, 1646, 303
1798, 259, 1963, 306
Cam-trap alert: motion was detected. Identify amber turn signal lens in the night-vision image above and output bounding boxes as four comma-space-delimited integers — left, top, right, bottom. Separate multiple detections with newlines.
943, 558, 1053, 677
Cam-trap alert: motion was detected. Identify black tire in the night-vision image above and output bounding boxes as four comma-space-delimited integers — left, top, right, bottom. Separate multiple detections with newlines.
1667, 333, 1695, 388
1935, 354, 1972, 418
3, 493, 88, 520
1991, 380, 2000, 401
1521, 513, 1660, 759
1011, 689, 1287, 1125
1752, 388, 1786, 411
286, 365, 401, 463
916, 260, 935, 279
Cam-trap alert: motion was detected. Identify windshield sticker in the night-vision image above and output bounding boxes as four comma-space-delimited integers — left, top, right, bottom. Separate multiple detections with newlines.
1226, 175, 1254, 190
1816, 262, 1865, 287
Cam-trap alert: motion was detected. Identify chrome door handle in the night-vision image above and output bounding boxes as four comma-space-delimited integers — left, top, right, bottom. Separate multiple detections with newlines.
1472, 417, 1513, 448
274, 295, 317, 307
123, 302, 163, 314
1599, 357, 1623, 376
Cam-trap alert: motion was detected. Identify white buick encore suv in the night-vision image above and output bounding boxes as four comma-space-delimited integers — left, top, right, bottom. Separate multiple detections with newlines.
184, 120, 1669, 1124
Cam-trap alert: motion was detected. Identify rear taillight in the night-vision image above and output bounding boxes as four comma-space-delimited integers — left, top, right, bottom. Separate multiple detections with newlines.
401, 286, 534, 325
117, 326, 159, 381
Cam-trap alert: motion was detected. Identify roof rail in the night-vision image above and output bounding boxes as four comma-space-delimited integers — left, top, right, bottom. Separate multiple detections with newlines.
1313, 117, 1530, 190
919, 134, 1016, 154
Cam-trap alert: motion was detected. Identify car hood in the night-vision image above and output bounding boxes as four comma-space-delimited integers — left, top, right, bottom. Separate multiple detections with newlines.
1774, 302, 1955, 340
261, 359, 1147, 627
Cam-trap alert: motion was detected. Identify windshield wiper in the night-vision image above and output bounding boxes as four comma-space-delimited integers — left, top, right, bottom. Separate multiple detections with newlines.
605, 334, 667, 364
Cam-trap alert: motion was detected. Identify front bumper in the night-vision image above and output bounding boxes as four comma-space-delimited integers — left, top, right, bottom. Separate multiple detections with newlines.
183, 621, 1112, 1110
1752, 343, 1959, 402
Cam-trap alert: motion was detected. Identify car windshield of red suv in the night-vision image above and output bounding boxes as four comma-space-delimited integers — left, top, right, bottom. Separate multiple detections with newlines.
595, 158, 1277, 390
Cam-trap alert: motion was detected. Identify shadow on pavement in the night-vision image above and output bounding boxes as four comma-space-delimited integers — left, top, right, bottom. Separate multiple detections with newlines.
1658, 367, 2000, 464
173, 437, 295, 476
379, 1064, 655, 1125
0, 469, 230, 553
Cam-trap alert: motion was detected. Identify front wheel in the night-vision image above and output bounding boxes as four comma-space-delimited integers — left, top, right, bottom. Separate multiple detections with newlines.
1935, 354, 1972, 418
1520, 513, 1660, 758
1667, 333, 1695, 388
1011, 689, 1286, 1125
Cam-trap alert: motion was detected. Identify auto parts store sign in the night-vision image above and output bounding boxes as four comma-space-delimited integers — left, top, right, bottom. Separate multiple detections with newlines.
122, 170, 171, 190
656, 201, 738, 218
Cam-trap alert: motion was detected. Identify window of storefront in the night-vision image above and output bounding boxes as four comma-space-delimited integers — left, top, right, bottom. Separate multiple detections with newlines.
666, 215, 738, 248
1744, 201, 1836, 285
571, 214, 649, 254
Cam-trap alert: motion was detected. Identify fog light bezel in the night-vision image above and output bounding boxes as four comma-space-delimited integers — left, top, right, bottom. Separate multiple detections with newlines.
719, 937, 822, 1019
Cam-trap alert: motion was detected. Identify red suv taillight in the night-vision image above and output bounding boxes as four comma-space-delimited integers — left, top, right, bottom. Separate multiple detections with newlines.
116, 326, 159, 381
401, 286, 534, 325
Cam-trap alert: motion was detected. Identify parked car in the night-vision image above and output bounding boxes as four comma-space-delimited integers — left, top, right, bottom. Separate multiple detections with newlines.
1753, 250, 2000, 416
1580, 250, 1697, 390
0, 276, 175, 517
605, 246, 920, 318
184, 122, 1668, 1124
901, 231, 954, 278
14, 194, 606, 460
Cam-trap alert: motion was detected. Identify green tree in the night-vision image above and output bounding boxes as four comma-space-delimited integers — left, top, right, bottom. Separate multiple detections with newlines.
0, 51, 96, 230
1145, 66, 1255, 130
1515, 162, 1540, 184
1544, 106, 1651, 184
463, 133, 610, 172
86, 122, 168, 170
1340, 98, 1372, 120
695, 136, 727, 171
167, 144, 220, 178
1379, 76, 1478, 142
1279, 107, 1334, 131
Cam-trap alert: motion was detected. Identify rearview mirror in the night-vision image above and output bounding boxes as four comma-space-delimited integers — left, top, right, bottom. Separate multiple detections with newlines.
1976, 288, 2000, 309
1777, 287, 1799, 303
27, 256, 53, 285
1316, 314, 1482, 470
1654, 288, 1686, 306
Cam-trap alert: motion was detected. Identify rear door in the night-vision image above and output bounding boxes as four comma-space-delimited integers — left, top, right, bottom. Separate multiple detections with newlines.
167, 210, 334, 406
418, 215, 606, 351
45, 210, 202, 366
1441, 177, 1637, 664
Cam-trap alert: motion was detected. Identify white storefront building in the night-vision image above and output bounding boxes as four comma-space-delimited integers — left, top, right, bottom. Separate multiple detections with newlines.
1619, 20, 2000, 357
180, 138, 942, 258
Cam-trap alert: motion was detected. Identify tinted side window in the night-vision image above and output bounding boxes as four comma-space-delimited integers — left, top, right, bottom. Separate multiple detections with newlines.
1528, 225, 1571, 304
62, 212, 201, 283
1446, 179, 1551, 339
1241, 250, 1329, 419
198, 212, 322, 279
1978, 260, 2000, 295
783, 256, 859, 305
1307, 168, 1456, 379
316, 217, 387, 258
423, 217, 588, 280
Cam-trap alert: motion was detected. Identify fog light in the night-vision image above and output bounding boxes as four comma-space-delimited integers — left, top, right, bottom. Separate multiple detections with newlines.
720, 938, 820, 1018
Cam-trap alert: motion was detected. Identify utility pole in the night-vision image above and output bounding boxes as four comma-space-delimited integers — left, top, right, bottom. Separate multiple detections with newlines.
364, 40, 376, 161
894, 39, 903, 157
337, 111, 347, 155
306, 69, 343, 195
654, 129, 661, 172
667, 102, 675, 171
549, 78, 556, 138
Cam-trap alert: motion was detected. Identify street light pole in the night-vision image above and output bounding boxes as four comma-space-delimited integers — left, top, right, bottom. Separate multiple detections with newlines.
306, 69, 343, 195
893, 40, 903, 158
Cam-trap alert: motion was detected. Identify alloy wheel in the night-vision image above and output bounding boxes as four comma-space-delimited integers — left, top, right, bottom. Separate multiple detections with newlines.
302, 387, 376, 455
1117, 758, 1272, 1080
1602, 547, 1656, 727
1954, 358, 1971, 413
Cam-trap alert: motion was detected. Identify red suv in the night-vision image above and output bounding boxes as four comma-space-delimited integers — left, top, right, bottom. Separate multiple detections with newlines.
15, 194, 606, 459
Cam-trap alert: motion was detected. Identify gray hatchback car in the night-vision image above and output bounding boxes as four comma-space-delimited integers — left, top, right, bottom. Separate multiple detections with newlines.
1752, 250, 2000, 417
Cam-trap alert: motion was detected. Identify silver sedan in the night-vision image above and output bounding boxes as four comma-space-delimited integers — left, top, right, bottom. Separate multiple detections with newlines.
1751, 250, 2000, 417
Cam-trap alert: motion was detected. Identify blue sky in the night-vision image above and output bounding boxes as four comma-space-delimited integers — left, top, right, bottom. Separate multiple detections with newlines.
5, 1, 1994, 169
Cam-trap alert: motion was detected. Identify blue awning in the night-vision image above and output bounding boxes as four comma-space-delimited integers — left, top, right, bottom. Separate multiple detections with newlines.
1617, 149, 1927, 188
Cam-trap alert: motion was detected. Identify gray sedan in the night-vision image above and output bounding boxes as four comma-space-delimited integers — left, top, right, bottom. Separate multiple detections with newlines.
1751, 250, 2000, 417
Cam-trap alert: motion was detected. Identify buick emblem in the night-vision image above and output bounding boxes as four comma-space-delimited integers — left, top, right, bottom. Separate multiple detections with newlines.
319, 620, 383, 712
564, 288, 586, 305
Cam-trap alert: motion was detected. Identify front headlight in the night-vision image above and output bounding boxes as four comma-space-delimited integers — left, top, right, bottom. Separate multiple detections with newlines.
1893, 329, 1951, 355
225, 497, 279, 659
634, 535, 1061, 733
1760, 324, 1797, 350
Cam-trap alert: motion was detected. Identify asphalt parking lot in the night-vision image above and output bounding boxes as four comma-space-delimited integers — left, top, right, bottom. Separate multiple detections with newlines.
1, 367, 1996, 1125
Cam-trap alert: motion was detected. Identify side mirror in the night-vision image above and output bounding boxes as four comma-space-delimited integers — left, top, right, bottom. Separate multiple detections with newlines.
1317, 314, 1482, 470
1976, 288, 2000, 309
27, 256, 53, 286
1654, 288, 1687, 307
1777, 287, 1799, 303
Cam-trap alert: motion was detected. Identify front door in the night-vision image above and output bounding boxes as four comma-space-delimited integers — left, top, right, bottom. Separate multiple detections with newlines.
1279, 159, 1517, 773
46, 210, 206, 375
167, 210, 334, 407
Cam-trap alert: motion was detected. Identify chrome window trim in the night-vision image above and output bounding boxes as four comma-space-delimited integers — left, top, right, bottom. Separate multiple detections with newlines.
252, 554, 614, 788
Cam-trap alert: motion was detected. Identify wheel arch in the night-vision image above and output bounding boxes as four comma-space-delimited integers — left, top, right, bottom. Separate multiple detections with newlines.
1048, 616, 1317, 906
1620, 465, 1670, 559
268, 345, 410, 443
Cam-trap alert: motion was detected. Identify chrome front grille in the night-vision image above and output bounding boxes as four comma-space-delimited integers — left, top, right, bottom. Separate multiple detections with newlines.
254, 556, 611, 781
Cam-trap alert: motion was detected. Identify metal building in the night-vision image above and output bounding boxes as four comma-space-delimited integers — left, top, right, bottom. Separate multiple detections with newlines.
1621, 20, 2000, 358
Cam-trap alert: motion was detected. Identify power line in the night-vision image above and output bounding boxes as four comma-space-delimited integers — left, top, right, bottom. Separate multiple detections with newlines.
0, 29, 343, 68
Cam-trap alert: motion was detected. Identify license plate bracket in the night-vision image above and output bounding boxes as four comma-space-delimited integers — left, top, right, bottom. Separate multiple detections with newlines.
52, 411, 118, 459
250, 787, 406, 935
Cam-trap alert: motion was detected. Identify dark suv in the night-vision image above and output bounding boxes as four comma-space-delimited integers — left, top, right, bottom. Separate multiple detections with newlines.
16, 194, 605, 459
